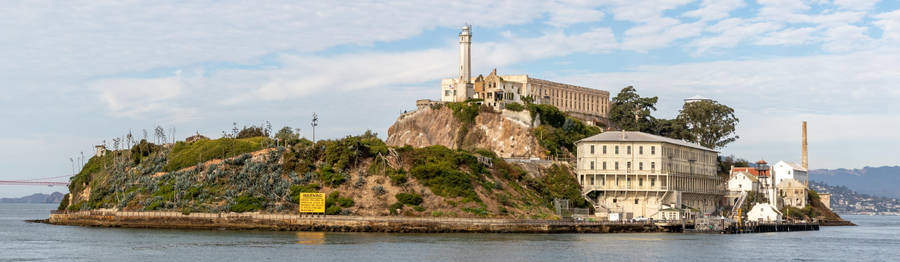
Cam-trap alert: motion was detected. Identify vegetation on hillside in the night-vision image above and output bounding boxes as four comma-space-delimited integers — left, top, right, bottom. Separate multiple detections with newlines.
165, 137, 266, 172
61, 129, 578, 219
526, 103, 601, 157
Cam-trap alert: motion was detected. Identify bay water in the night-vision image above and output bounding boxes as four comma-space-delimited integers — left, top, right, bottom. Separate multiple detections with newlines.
2, 204, 898, 261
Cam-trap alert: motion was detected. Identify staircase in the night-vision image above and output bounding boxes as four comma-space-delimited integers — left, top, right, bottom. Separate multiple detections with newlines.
731, 191, 748, 219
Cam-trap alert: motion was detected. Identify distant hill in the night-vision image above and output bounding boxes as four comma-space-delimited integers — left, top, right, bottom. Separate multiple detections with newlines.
810, 166, 900, 198
0, 192, 65, 204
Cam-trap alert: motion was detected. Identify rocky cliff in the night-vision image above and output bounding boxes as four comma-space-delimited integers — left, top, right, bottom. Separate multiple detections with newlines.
386, 106, 545, 159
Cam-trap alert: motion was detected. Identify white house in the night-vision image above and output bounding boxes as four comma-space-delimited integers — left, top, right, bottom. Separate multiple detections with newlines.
727, 170, 759, 192
726, 170, 759, 207
772, 161, 808, 186
747, 203, 782, 222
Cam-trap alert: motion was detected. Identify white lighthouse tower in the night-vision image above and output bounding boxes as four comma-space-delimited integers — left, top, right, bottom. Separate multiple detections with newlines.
459, 24, 472, 84
441, 25, 475, 102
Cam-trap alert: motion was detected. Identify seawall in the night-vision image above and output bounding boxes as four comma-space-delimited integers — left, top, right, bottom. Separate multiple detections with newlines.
48, 211, 670, 234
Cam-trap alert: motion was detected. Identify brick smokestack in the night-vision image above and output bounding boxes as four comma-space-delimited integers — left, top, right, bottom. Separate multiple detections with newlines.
802, 121, 808, 170
802, 121, 808, 187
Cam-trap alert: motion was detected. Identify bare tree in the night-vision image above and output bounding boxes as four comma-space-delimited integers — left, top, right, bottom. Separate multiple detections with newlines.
126, 130, 134, 149
154, 125, 166, 145
69, 157, 75, 175
142, 129, 148, 141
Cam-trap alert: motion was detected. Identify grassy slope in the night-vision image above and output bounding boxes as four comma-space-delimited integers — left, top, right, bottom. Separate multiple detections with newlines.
60, 134, 577, 219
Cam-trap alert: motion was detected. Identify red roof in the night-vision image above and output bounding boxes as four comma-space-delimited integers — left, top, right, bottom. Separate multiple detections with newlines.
731, 167, 771, 177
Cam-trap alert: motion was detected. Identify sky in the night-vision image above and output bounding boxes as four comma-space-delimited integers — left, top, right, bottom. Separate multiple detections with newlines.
2, 0, 900, 197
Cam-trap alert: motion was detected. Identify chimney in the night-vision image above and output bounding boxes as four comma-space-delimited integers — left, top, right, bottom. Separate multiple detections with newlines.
802, 121, 808, 187
802, 121, 808, 170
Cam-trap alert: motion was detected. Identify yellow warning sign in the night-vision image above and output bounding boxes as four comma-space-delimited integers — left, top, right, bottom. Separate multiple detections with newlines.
299, 193, 325, 213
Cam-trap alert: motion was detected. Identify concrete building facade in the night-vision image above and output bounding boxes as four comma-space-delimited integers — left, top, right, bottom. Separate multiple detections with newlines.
778, 178, 808, 208
575, 131, 723, 221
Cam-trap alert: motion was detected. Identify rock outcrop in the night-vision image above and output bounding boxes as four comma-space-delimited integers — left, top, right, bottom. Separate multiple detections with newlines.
386, 106, 545, 158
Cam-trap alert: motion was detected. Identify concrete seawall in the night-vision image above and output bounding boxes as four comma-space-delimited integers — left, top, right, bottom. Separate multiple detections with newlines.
48, 211, 672, 234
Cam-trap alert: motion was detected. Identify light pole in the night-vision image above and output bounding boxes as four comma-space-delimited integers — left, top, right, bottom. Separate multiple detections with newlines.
311, 113, 319, 143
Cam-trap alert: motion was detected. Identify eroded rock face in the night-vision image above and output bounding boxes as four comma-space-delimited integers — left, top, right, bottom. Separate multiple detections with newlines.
386, 107, 545, 158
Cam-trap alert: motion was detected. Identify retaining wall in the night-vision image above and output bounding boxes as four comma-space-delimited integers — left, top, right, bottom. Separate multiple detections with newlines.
48, 211, 669, 233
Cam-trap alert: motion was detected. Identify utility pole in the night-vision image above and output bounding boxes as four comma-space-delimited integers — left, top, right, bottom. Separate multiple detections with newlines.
311, 113, 319, 143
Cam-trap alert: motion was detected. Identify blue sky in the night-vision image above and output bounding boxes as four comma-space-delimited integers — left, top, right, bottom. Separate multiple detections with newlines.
2, 0, 900, 197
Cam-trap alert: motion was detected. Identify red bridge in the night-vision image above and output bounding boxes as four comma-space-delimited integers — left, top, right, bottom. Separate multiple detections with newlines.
0, 175, 70, 186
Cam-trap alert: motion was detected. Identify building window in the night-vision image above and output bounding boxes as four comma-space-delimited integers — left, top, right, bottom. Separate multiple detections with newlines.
615, 162, 619, 170
590, 161, 595, 170
635, 199, 639, 204
615, 146, 619, 154
580, 175, 584, 184
613, 199, 617, 203
651, 178, 655, 187
627, 162, 632, 170
651, 162, 656, 170
639, 178, 643, 186
603, 145, 607, 154
639, 162, 643, 171
590, 145, 595, 154
626, 177, 631, 187
651, 146, 655, 155
590, 176, 595, 185
602, 162, 607, 170
639, 146, 643, 155
627, 146, 631, 155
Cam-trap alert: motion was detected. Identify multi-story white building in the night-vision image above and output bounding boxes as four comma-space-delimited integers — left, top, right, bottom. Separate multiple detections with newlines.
575, 131, 724, 221
772, 161, 808, 186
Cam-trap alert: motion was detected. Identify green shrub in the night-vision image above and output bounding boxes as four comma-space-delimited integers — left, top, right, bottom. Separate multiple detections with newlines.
523, 164, 588, 208
325, 205, 342, 215
389, 202, 404, 215
165, 137, 265, 172
319, 131, 387, 171
289, 184, 320, 203
413, 206, 425, 212
446, 101, 481, 124
57, 194, 70, 211
388, 168, 408, 185
338, 197, 355, 208
319, 165, 346, 186
395, 192, 424, 206
504, 102, 524, 112
230, 194, 265, 212
404, 146, 483, 202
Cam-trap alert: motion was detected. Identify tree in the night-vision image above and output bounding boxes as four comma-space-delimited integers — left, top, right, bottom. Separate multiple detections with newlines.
236, 125, 267, 138
609, 86, 658, 132
652, 118, 689, 140
676, 100, 739, 150
275, 126, 300, 146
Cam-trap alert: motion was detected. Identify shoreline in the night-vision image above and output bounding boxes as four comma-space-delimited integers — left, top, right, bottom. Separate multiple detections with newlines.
46, 210, 675, 234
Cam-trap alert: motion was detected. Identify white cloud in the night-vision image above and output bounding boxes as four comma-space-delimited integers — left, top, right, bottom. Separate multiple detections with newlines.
833, 0, 881, 11
822, 25, 874, 52
92, 76, 189, 119
690, 19, 781, 54
682, 0, 746, 21
756, 27, 818, 45
874, 9, 900, 41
